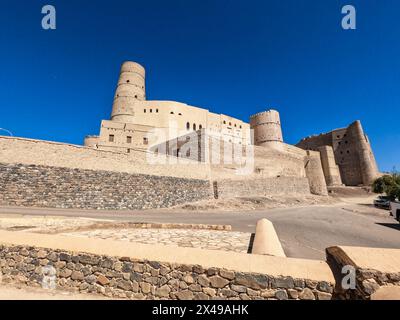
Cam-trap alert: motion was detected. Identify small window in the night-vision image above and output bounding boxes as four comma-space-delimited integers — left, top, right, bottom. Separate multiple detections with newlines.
170, 111, 174, 115
337, 135, 340, 138
135, 95, 138, 98
240, 125, 242, 129
234, 124, 237, 127
347, 150, 350, 154
127, 136, 132, 144
186, 122, 190, 130
127, 149, 131, 153
186, 149, 191, 157
109, 135, 115, 142
179, 113, 182, 116
127, 80, 130, 83
345, 141, 348, 144
143, 137, 148, 145
199, 125, 202, 130
156, 109, 159, 113
150, 109, 153, 113
193, 124, 196, 130
144, 109, 146, 113
223, 121, 226, 124
229, 122, 232, 126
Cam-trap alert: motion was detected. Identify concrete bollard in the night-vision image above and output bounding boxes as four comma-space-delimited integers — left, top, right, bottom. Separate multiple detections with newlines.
251, 218, 286, 257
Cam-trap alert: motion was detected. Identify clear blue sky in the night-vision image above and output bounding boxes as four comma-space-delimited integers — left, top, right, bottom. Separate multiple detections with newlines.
0, 0, 399, 172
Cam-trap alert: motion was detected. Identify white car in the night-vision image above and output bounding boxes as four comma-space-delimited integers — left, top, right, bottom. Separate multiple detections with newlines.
390, 201, 400, 222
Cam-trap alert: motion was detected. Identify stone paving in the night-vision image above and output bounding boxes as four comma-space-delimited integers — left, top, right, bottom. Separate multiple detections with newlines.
61, 228, 252, 253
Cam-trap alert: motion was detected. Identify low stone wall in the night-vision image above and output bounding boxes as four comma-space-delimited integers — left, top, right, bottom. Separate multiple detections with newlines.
0, 230, 336, 300
326, 246, 400, 300
214, 177, 311, 198
0, 244, 334, 300
0, 163, 212, 210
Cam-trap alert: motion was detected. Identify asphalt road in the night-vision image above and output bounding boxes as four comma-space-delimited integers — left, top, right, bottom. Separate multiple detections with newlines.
0, 204, 399, 260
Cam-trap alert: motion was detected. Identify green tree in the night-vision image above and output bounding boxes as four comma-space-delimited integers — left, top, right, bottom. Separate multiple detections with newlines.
372, 174, 400, 201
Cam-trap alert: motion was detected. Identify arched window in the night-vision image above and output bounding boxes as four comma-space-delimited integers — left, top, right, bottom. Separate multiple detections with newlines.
199, 125, 202, 130
193, 124, 196, 131
186, 122, 190, 130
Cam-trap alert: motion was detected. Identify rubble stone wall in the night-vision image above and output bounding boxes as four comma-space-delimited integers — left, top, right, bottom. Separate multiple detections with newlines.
0, 163, 212, 210
0, 244, 334, 300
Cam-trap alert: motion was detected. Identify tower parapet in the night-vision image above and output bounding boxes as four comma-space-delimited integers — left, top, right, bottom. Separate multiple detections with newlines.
250, 109, 283, 149
111, 61, 146, 123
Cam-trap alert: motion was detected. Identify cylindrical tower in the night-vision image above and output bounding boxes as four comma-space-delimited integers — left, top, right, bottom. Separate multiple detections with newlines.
351, 120, 379, 185
250, 109, 283, 148
111, 61, 146, 123
84, 135, 99, 148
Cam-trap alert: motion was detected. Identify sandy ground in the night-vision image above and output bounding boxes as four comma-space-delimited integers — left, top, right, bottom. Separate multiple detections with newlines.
0, 284, 110, 300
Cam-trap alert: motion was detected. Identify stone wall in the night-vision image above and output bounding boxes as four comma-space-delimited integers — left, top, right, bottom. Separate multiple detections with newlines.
213, 177, 311, 199
0, 136, 212, 180
0, 244, 334, 300
0, 163, 211, 210
326, 246, 400, 300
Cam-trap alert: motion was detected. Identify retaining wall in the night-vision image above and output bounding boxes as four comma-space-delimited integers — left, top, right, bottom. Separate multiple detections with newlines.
0, 163, 212, 210
214, 177, 311, 198
0, 231, 335, 300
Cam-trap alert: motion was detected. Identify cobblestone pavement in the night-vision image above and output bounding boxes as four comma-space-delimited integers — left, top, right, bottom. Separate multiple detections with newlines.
61, 229, 252, 253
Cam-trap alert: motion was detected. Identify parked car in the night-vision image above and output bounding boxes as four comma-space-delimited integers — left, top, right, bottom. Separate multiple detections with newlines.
390, 201, 400, 222
374, 195, 391, 210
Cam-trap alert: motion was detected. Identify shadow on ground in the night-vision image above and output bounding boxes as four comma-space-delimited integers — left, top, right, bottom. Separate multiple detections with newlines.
376, 223, 400, 231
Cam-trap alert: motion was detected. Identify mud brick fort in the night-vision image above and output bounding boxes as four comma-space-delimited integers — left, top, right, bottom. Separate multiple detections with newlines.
0, 61, 380, 210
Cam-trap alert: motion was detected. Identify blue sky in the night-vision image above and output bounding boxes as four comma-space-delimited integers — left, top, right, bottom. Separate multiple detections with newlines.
0, 0, 398, 171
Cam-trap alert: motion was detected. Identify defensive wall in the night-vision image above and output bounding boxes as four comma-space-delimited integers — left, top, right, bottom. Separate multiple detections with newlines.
0, 135, 330, 210
1, 230, 399, 300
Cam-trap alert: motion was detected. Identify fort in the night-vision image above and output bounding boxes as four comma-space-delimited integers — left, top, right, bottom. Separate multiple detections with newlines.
1, 61, 398, 302
0, 61, 381, 210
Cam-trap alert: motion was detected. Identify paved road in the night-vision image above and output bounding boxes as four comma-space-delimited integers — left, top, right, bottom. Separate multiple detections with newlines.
0, 204, 399, 260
